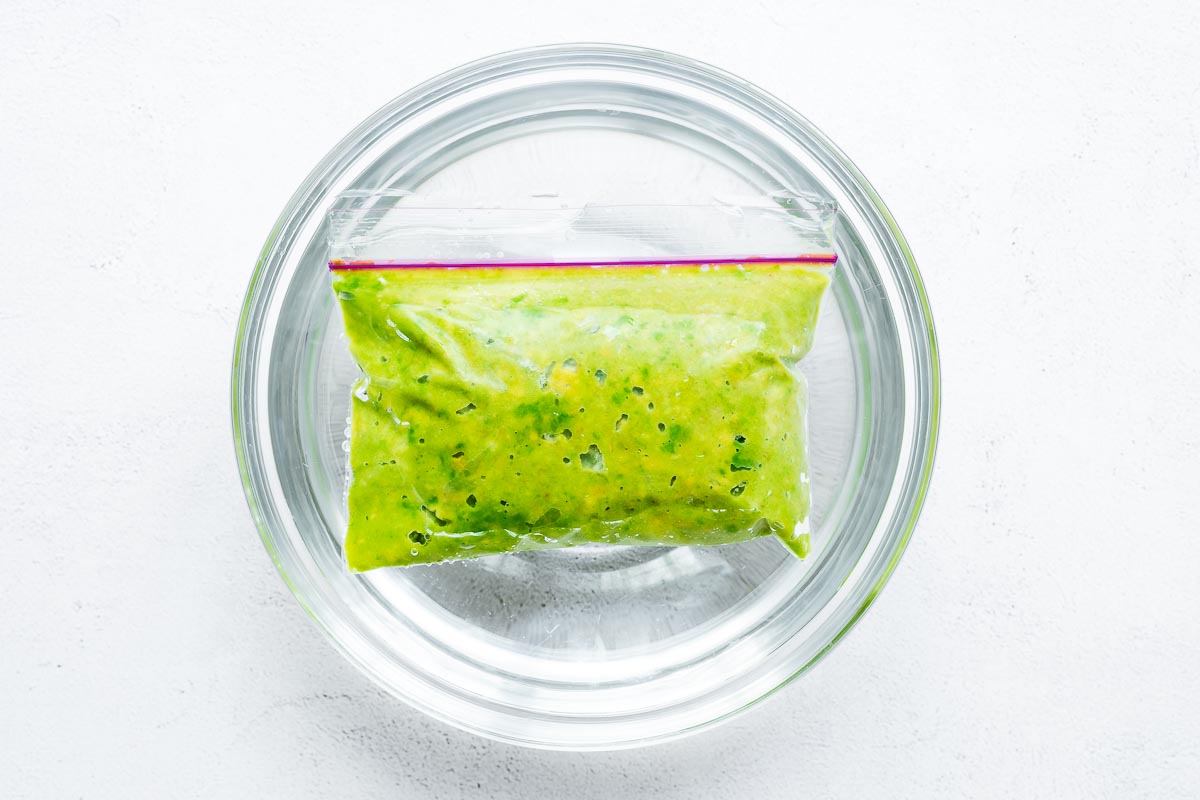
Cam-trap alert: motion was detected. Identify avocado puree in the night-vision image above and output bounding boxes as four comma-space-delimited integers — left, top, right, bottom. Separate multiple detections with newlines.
332, 263, 829, 570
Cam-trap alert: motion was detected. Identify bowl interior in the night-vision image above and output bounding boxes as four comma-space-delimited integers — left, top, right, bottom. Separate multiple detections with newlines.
240, 46, 929, 748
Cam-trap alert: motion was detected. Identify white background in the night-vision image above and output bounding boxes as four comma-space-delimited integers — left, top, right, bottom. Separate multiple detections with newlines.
3, 1, 1199, 797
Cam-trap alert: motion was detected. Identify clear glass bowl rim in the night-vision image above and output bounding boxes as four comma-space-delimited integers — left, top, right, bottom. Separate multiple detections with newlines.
231, 42, 941, 750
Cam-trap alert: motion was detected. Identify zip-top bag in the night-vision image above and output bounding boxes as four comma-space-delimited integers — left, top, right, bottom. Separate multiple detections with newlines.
328, 193, 837, 570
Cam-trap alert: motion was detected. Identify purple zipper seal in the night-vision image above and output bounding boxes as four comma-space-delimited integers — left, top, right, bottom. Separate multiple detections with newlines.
329, 255, 838, 270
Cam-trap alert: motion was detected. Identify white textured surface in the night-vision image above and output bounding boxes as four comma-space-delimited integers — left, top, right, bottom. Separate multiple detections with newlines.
3, 0, 1199, 796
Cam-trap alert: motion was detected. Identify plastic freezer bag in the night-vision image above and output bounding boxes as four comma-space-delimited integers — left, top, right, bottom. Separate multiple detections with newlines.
329, 198, 836, 570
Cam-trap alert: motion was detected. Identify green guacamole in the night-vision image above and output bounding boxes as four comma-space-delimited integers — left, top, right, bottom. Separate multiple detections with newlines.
332, 263, 829, 570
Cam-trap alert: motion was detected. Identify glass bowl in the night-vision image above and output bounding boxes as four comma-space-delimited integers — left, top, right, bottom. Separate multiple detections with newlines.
231, 44, 939, 750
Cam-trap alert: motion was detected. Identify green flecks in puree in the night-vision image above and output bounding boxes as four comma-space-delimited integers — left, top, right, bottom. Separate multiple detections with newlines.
332, 263, 827, 569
